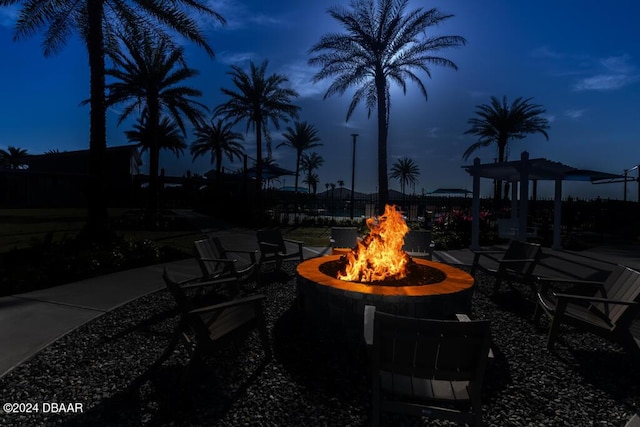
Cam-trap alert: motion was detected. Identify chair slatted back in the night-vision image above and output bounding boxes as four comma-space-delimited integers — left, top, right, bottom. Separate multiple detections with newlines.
402, 230, 432, 254
194, 237, 229, 278
257, 229, 287, 254
373, 311, 491, 385
331, 227, 358, 248
163, 269, 265, 347
503, 240, 541, 275
592, 265, 640, 325
164, 269, 196, 313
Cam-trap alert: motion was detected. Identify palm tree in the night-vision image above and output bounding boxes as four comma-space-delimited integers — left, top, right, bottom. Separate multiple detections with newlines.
106, 35, 207, 223
125, 115, 187, 157
260, 156, 281, 190
215, 60, 300, 208
309, 0, 465, 213
0, 146, 28, 169
303, 172, 320, 195
277, 121, 322, 199
0, 0, 224, 240
337, 179, 345, 198
301, 152, 324, 194
191, 118, 245, 191
390, 157, 420, 196
463, 96, 550, 201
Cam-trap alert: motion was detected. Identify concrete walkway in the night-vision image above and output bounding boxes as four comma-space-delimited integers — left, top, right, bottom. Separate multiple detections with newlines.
1, 212, 639, 379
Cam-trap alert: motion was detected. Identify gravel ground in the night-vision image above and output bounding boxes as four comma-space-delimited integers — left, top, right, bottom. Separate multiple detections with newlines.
0, 263, 639, 426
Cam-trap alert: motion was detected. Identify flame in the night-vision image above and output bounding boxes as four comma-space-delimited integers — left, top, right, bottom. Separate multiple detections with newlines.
338, 204, 410, 282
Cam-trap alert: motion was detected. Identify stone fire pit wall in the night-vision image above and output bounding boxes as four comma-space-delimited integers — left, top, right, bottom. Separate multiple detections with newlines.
296, 256, 475, 330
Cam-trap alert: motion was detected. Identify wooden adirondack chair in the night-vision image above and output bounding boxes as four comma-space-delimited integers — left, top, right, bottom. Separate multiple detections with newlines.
193, 237, 258, 286
471, 240, 542, 294
256, 229, 304, 272
330, 227, 358, 255
364, 306, 492, 427
402, 230, 435, 260
139, 269, 271, 391
534, 265, 640, 360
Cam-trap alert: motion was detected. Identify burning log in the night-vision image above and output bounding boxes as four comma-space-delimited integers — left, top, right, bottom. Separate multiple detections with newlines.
338, 204, 410, 283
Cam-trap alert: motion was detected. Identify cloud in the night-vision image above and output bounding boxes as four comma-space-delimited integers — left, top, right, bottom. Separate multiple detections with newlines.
278, 61, 330, 99
601, 54, 634, 73
205, 0, 287, 31
425, 127, 440, 139
573, 74, 636, 91
217, 51, 257, 65
530, 46, 566, 60
574, 54, 638, 91
0, 5, 18, 28
563, 109, 586, 120
544, 114, 556, 123
532, 47, 639, 91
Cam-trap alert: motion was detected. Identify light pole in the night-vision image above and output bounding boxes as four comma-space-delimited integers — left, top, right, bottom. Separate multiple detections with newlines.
350, 133, 358, 219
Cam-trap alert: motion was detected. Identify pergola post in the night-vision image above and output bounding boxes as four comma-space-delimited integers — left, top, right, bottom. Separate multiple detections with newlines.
470, 157, 481, 251
518, 151, 529, 241
553, 178, 563, 250
511, 180, 518, 217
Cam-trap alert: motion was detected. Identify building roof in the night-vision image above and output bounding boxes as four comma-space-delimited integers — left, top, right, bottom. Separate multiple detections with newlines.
429, 188, 472, 195
463, 156, 623, 183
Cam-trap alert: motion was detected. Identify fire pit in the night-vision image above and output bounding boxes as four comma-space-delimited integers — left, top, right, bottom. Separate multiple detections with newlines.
296, 205, 474, 329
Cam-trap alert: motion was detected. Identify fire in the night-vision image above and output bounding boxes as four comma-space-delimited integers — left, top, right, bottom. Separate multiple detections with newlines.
338, 204, 410, 283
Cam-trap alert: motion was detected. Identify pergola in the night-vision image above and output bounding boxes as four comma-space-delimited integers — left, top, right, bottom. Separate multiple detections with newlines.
464, 151, 624, 250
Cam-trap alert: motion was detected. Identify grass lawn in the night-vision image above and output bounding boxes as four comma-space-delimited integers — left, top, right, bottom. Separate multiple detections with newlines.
0, 208, 203, 255
280, 226, 333, 247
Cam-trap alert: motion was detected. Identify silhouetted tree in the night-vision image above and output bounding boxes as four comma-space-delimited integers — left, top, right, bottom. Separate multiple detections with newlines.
301, 152, 324, 194
191, 118, 245, 192
107, 35, 207, 225
390, 157, 420, 196
303, 172, 320, 195
277, 121, 322, 200
463, 96, 550, 201
0, 146, 28, 169
309, 0, 465, 213
215, 60, 300, 210
125, 115, 187, 157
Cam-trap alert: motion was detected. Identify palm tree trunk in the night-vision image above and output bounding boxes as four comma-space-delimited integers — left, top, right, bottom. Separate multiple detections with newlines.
376, 75, 389, 213
496, 140, 507, 205
255, 117, 263, 214
215, 154, 223, 195
85, 1, 109, 241
147, 102, 161, 226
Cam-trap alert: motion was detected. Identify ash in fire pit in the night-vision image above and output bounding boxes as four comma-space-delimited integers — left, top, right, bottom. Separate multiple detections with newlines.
320, 257, 446, 287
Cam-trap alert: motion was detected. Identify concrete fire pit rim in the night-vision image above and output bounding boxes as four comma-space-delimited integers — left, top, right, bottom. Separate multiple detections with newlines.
296, 255, 474, 296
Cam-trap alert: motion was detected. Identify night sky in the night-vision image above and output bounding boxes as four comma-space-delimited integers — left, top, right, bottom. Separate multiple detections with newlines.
1, 0, 639, 199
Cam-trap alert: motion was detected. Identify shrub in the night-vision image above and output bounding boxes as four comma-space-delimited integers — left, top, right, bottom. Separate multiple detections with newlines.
0, 234, 188, 296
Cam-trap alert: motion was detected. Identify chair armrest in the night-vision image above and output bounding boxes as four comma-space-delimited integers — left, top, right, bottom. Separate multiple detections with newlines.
537, 277, 604, 287
472, 249, 507, 255
284, 238, 304, 246
223, 249, 258, 255
259, 242, 280, 249
188, 294, 266, 314
223, 249, 257, 262
179, 277, 239, 291
497, 258, 537, 264
553, 291, 639, 306
537, 276, 605, 296
198, 257, 237, 264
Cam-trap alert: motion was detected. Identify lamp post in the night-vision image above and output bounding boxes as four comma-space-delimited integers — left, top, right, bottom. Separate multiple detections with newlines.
350, 133, 359, 219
